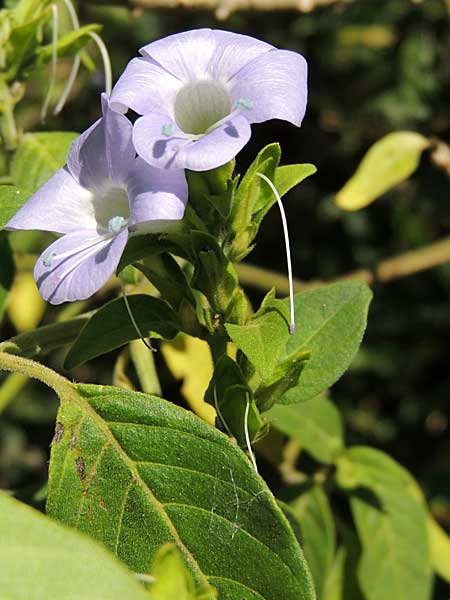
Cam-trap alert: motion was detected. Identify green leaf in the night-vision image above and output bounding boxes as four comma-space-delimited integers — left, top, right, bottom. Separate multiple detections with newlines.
204, 355, 267, 446
336, 131, 430, 211
0, 491, 150, 599
36, 24, 101, 66
289, 484, 336, 599
280, 281, 372, 404
322, 547, 345, 600
0, 185, 27, 228
65, 294, 179, 369
11, 131, 77, 197
336, 446, 432, 600
0, 231, 14, 320
274, 164, 317, 198
45, 381, 315, 600
267, 395, 344, 464
150, 543, 217, 600
225, 291, 290, 381
191, 230, 239, 315
428, 516, 450, 584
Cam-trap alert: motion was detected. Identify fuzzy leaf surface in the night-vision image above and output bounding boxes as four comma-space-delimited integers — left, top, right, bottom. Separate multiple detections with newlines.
280, 282, 372, 403
47, 383, 315, 600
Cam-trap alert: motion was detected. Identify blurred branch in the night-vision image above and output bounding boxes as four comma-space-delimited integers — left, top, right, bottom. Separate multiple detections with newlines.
13, 234, 450, 310
93, 0, 351, 19
237, 235, 450, 295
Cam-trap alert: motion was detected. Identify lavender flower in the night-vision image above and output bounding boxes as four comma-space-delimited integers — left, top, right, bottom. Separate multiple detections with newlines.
110, 29, 307, 171
6, 94, 188, 304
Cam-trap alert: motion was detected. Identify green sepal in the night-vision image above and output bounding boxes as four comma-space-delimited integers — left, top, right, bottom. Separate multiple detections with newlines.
226, 289, 291, 383
136, 253, 195, 312
117, 229, 192, 273
205, 355, 267, 446
186, 163, 236, 234
135, 254, 206, 338
226, 143, 281, 261
255, 356, 308, 413
224, 286, 248, 326
191, 230, 238, 317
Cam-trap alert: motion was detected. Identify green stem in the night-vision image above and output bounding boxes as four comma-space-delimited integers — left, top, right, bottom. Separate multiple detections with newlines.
0, 352, 74, 402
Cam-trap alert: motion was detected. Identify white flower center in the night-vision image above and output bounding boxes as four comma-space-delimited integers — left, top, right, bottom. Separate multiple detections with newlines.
174, 79, 231, 135
92, 187, 130, 233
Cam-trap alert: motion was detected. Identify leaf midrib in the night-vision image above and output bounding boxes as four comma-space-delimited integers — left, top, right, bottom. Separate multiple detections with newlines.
284, 287, 364, 361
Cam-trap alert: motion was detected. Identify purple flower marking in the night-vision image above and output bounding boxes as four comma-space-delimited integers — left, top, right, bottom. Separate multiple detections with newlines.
5, 94, 188, 305
110, 29, 308, 171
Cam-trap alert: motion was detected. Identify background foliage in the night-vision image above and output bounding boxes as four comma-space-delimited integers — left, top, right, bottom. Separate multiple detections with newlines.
1, 0, 450, 598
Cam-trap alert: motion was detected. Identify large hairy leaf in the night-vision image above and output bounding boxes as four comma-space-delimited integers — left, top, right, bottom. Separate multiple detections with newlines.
46, 380, 315, 600
0, 492, 149, 600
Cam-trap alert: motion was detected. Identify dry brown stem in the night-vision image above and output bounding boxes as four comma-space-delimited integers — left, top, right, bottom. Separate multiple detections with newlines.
122, 0, 351, 19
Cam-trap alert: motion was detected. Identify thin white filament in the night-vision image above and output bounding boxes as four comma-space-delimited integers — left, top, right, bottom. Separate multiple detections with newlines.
134, 573, 156, 584
89, 32, 112, 96
54, 0, 81, 115
256, 172, 296, 335
41, 4, 59, 121
244, 395, 258, 474
213, 386, 234, 439
122, 289, 156, 353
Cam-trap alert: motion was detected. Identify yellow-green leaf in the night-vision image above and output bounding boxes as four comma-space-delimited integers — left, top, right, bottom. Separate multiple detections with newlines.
428, 516, 450, 583
336, 132, 430, 211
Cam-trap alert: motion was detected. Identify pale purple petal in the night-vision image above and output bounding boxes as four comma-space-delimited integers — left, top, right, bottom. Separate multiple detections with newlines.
5, 167, 97, 235
67, 94, 135, 189
127, 158, 188, 231
34, 229, 128, 304
110, 57, 181, 116
133, 112, 251, 171
140, 29, 272, 82
230, 49, 308, 126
